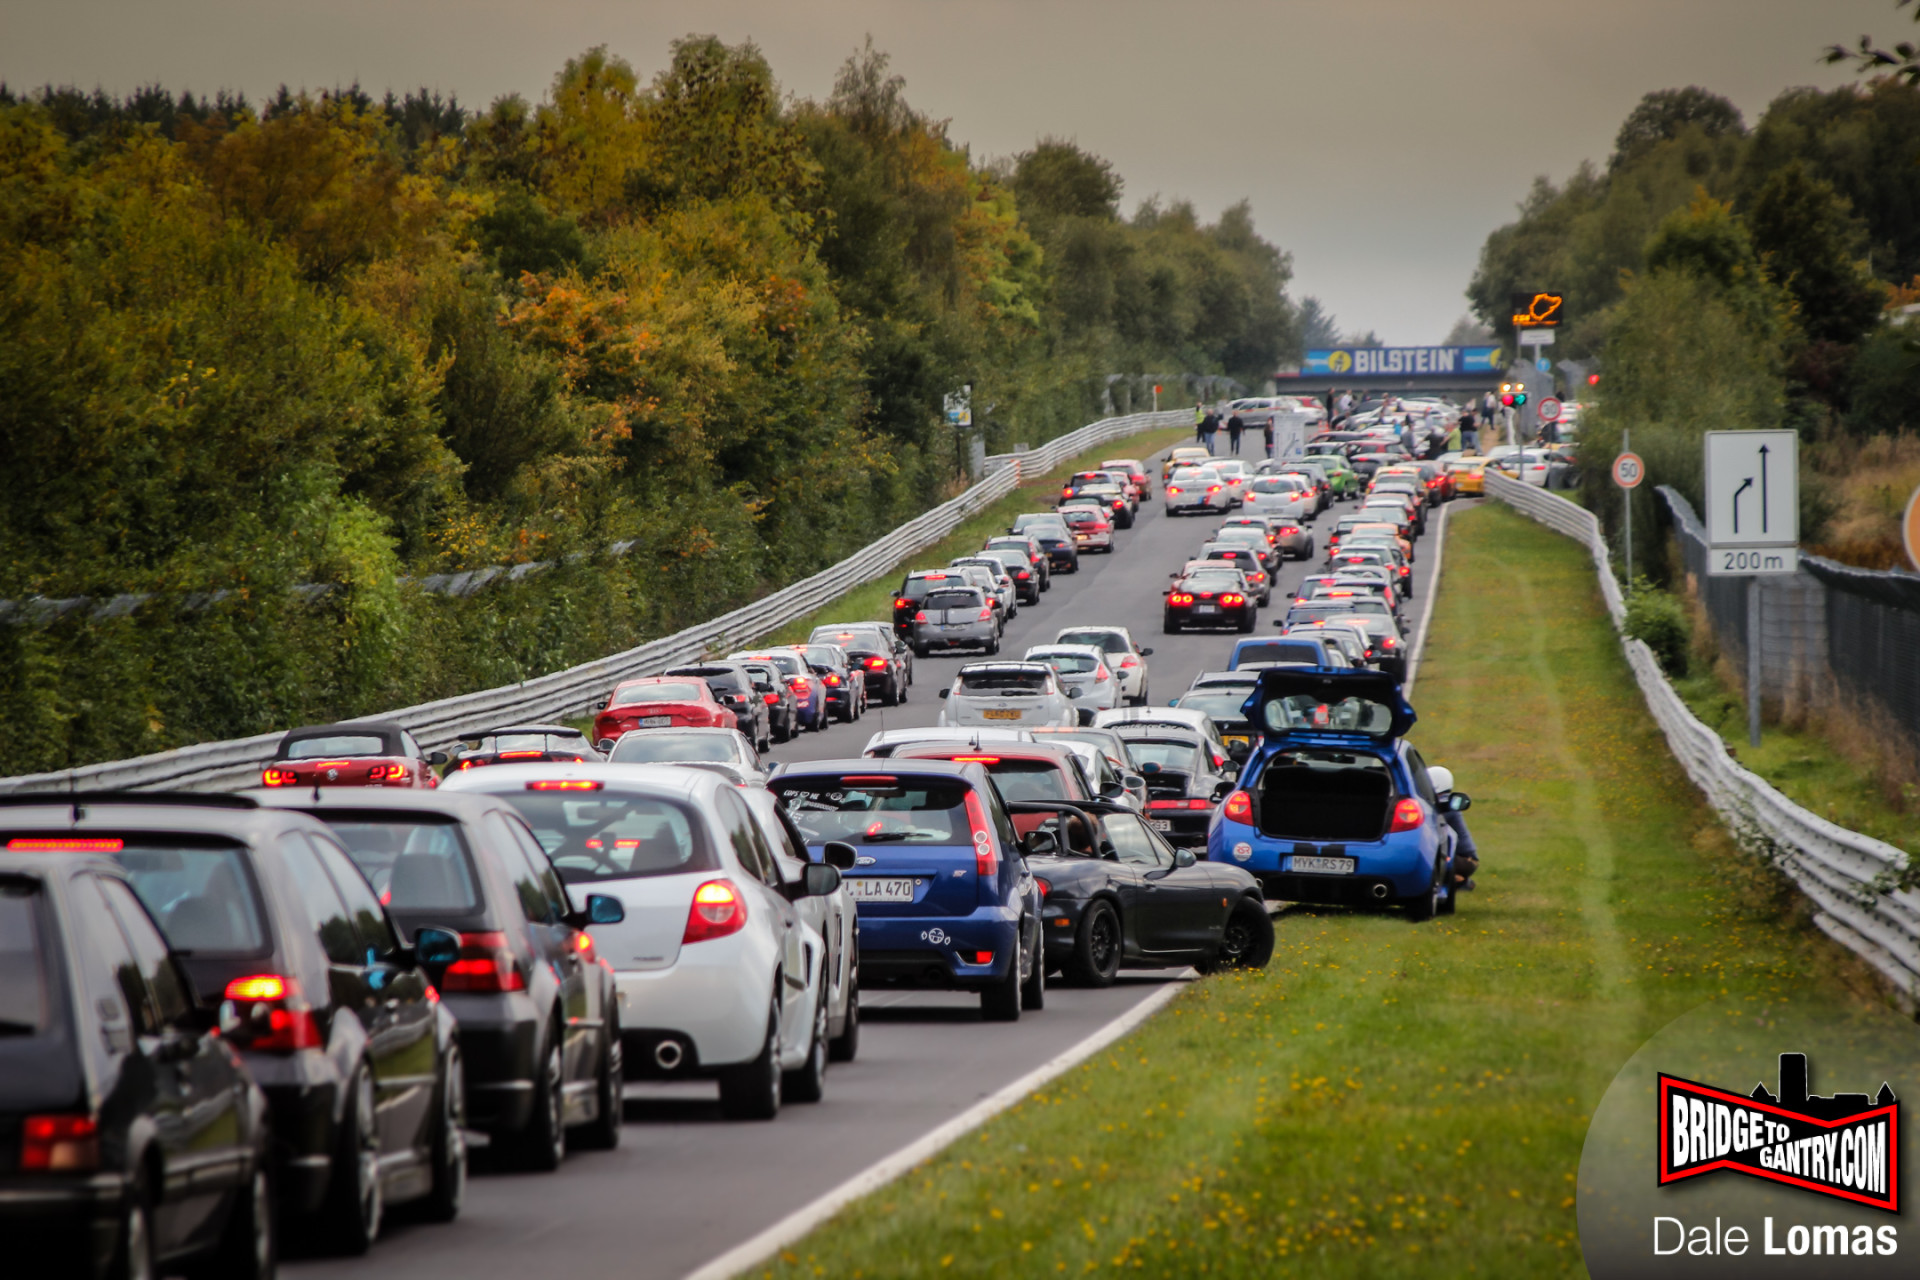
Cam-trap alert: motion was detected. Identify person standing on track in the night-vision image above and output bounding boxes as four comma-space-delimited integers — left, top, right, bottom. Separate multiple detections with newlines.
1199, 408, 1221, 455
1262, 414, 1276, 459
1193, 401, 1207, 444
1226, 410, 1245, 456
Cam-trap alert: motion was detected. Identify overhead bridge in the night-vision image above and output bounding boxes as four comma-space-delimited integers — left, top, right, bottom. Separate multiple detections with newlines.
1277, 344, 1511, 400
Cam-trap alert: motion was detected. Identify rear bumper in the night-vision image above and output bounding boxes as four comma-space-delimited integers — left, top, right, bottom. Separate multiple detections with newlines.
918, 625, 996, 649
241, 1047, 344, 1215
855, 906, 1021, 988
613, 946, 773, 1070
0, 1175, 127, 1279
442, 992, 539, 1132
1207, 823, 1440, 899
1145, 809, 1213, 845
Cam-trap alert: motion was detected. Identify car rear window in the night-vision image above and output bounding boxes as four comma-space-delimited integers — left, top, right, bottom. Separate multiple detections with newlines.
772, 778, 972, 845
1122, 740, 1202, 772
1173, 691, 1250, 723
608, 732, 740, 764
977, 759, 1071, 804
480, 732, 587, 756
612, 682, 702, 705
1031, 652, 1099, 675
1236, 641, 1326, 666
926, 590, 985, 611
1184, 573, 1244, 591
959, 669, 1049, 694
900, 574, 953, 599
1056, 630, 1127, 655
323, 817, 481, 912
0, 880, 52, 1034
502, 791, 715, 883
284, 734, 387, 760
1061, 509, 1102, 525
115, 841, 269, 956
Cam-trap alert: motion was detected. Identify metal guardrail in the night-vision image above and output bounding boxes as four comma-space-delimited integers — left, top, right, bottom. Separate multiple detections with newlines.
1485, 472, 1920, 1010
0, 410, 1185, 796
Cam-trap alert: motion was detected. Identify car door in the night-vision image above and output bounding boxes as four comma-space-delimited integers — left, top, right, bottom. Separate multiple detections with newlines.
498, 812, 600, 1083
91, 874, 249, 1256
486, 812, 590, 1086
1138, 820, 1232, 954
718, 789, 807, 1052
308, 833, 438, 1162
1098, 814, 1185, 956
760, 803, 839, 1011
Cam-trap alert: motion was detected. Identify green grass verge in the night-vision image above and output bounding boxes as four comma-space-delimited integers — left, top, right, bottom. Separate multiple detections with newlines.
746, 427, 1195, 649
1671, 671, 1914, 857
757, 500, 1888, 1279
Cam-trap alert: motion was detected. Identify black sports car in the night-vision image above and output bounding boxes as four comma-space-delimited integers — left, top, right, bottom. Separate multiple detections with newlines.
1008, 800, 1273, 986
1164, 564, 1258, 633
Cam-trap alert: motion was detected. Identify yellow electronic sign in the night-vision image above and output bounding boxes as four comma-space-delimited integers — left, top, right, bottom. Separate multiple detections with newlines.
1510, 291, 1564, 328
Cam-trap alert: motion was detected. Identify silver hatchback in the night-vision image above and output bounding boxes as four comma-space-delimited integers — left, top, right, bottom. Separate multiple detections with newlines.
911, 585, 1002, 656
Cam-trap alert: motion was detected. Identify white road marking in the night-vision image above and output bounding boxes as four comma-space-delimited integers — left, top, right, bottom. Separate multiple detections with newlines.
1401, 499, 1451, 699
679, 977, 1191, 1280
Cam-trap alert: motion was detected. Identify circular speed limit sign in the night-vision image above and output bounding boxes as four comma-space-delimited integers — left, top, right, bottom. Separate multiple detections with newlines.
1538, 397, 1562, 422
1612, 451, 1645, 489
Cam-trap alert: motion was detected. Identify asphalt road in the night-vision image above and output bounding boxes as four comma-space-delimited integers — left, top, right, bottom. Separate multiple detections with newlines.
288, 446, 1446, 1280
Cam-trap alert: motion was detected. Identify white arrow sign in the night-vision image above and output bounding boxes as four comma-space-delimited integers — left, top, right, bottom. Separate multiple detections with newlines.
1704, 430, 1797, 549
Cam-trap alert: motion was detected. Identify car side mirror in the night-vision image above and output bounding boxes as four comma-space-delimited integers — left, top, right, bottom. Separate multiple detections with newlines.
1447, 792, 1472, 812
427, 750, 449, 767
800, 864, 841, 898
597, 738, 617, 753
821, 841, 859, 871
1173, 848, 1197, 869
1210, 779, 1236, 802
413, 925, 461, 968
1024, 829, 1060, 856
1123, 773, 1146, 790
939, 689, 950, 698
584, 893, 626, 925
1138, 648, 1153, 657
1165, 697, 1178, 706
1066, 686, 1082, 699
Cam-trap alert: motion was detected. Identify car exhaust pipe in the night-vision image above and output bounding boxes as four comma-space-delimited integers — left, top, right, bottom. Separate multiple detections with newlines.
1370, 883, 1390, 900
654, 1040, 683, 1071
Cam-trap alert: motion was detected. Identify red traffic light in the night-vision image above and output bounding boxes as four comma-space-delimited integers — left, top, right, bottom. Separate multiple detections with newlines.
1500, 393, 1516, 407
1587, 373, 1600, 386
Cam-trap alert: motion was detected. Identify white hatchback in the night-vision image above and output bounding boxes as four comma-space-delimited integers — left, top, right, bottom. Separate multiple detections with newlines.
1052, 625, 1152, 706
1023, 643, 1121, 715
1243, 474, 1316, 523
441, 763, 845, 1120
937, 662, 1078, 729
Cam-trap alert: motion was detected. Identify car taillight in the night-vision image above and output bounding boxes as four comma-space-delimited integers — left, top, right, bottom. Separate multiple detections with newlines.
978, 607, 994, 621
964, 790, 998, 879
789, 677, 811, 694
438, 932, 528, 993
1221, 593, 1246, 606
222, 973, 324, 1052
1223, 790, 1253, 823
1014, 570, 1030, 579
683, 879, 748, 944
866, 657, 887, 669
895, 597, 914, 609
763, 692, 779, 705
20, 1114, 99, 1172
1389, 798, 1425, 832
1168, 486, 1182, 495
1146, 798, 1212, 811
262, 767, 299, 787
1118, 655, 1139, 669
1281, 527, 1301, 536
1379, 636, 1399, 648
1035, 878, 1050, 901
824, 674, 842, 686
368, 763, 410, 784
1169, 592, 1194, 605
527, 779, 602, 790
7, 837, 125, 853
1207, 485, 1221, 494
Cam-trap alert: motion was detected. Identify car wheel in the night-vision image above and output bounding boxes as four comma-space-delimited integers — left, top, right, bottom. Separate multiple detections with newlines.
116, 1171, 156, 1280
206, 1161, 274, 1280
896, 677, 908, 704
1214, 899, 1275, 970
979, 942, 1023, 1023
315, 1065, 382, 1254
1163, 615, 1180, 634
393, 1043, 468, 1224
1406, 871, 1443, 923
512, 1035, 566, 1171
828, 977, 860, 1063
1021, 929, 1046, 1010
1437, 879, 1458, 916
1067, 900, 1121, 988
914, 642, 930, 659
985, 636, 1000, 656
718, 996, 782, 1121
883, 678, 900, 707
1237, 612, 1256, 633
574, 1015, 623, 1152
782, 982, 829, 1104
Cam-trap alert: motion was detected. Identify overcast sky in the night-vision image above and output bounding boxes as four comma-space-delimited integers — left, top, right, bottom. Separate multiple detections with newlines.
0, 0, 1894, 344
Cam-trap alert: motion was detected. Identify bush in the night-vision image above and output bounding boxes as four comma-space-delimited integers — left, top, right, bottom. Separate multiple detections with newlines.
1623, 581, 1690, 675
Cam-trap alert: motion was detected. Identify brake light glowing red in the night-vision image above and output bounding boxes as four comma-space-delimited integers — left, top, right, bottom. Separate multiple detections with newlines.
865, 657, 887, 669
441, 932, 528, 992
222, 973, 324, 1051
20, 1114, 99, 1172
978, 607, 994, 621
262, 767, 299, 787
949, 756, 1001, 764
1389, 798, 1425, 833
1146, 798, 1212, 811
964, 789, 998, 879
683, 879, 749, 944
1223, 790, 1253, 823
527, 779, 602, 791
6, 837, 125, 853
895, 597, 914, 609
224, 974, 289, 1002
824, 674, 842, 686
1220, 593, 1246, 606
1169, 593, 1194, 606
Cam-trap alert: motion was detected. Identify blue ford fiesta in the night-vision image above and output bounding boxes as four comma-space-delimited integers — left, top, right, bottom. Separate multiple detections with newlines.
1205, 667, 1463, 920
768, 760, 1046, 1020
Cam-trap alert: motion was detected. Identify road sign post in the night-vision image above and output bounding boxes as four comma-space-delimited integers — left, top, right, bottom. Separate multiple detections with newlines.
1703, 430, 1799, 746
1612, 438, 1644, 586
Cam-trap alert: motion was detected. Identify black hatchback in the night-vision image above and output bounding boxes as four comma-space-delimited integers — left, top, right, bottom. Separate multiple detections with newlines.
0, 794, 467, 1256
249, 788, 627, 1170
0, 844, 275, 1279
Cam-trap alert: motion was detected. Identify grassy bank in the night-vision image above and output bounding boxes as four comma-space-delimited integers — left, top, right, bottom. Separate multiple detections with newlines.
757, 500, 1886, 1279
747, 426, 1193, 647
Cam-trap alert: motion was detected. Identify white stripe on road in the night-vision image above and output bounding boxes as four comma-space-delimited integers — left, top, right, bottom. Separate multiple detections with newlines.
1400, 499, 1451, 699
679, 977, 1192, 1280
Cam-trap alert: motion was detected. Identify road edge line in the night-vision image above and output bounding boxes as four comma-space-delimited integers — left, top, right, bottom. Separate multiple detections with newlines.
680, 978, 1191, 1280
1401, 498, 1452, 699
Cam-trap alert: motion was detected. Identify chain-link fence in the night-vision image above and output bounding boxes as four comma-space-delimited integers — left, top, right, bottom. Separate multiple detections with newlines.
1658, 486, 1920, 753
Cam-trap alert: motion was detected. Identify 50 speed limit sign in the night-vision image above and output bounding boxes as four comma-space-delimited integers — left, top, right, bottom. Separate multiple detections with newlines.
1612, 452, 1645, 489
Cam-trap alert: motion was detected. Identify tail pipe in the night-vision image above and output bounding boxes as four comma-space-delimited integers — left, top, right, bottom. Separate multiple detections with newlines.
653, 1040, 684, 1071
1370, 883, 1390, 900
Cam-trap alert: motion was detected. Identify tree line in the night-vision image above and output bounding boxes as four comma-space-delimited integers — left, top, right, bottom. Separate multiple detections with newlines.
0, 37, 1298, 774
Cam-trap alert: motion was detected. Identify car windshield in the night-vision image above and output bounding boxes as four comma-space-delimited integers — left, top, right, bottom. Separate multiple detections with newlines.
612, 682, 702, 705
1055, 630, 1127, 655
1123, 739, 1202, 772
959, 669, 1049, 694
0, 881, 51, 1034
1175, 691, 1251, 723
1030, 652, 1098, 675
981, 760, 1070, 803
608, 733, 741, 764
772, 779, 972, 844
284, 734, 387, 760
502, 791, 715, 883
115, 842, 269, 956
324, 818, 481, 912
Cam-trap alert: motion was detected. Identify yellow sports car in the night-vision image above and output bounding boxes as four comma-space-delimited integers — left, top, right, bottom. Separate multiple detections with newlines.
1446, 454, 1488, 495
1163, 445, 1213, 483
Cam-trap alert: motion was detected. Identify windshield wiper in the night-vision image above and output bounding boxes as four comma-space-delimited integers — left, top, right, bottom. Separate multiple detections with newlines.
858, 831, 934, 843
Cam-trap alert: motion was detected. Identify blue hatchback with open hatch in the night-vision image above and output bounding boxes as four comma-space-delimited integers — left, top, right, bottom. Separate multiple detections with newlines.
1205, 667, 1464, 920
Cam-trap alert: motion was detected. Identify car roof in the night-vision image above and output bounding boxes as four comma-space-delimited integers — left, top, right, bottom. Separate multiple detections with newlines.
282, 720, 408, 741
893, 741, 1082, 767
0, 791, 331, 845
862, 727, 1034, 753
1094, 707, 1220, 737
439, 760, 734, 802
245, 787, 516, 822
1024, 643, 1107, 659
770, 758, 993, 784
468, 723, 587, 738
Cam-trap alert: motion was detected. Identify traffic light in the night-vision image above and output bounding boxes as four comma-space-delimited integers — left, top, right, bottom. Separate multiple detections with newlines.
1498, 381, 1529, 408
1587, 373, 1601, 386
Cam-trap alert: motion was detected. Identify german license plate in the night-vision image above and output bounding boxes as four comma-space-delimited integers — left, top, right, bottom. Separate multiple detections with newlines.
1288, 856, 1356, 875
1195, 605, 1218, 615
640, 715, 672, 727
1147, 819, 1172, 832
845, 877, 917, 902
982, 708, 1022, 720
